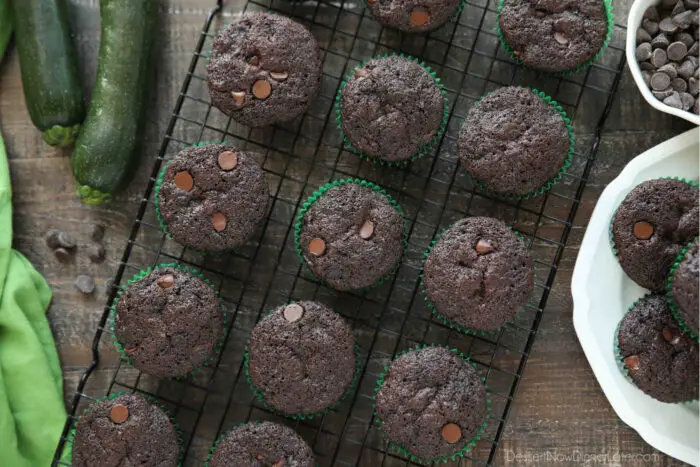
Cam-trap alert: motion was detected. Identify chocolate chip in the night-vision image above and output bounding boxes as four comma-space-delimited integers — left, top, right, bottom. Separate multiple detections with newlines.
54, 247, 73, 263
681, 91, 696, 109
535, 9, 545, 18
673, 0, 687, 15
668, 41, 689, 60
157, 274, 175, 289
675, 32, 695, 47
359, 220, 374, 239
664, 91, 684, 107
75, 275, 95, 295
653, 89, 676, 99
662, 327, 675, 342
679, 59, 697, 78
640, 61, 657, 71
674, 10, 694, 29
256, 455, 265, 461
247, 55, 260, 66
624, 355, 641, 371
651, 33, 670, 49
270, 71, 288, 81
642, 70, 652, 87
685, 0, 700, 9
475, 239, 496, 255
354, 68, 370, 78
652, 48, 668, 67
644, 6, 660, 21
272, 459, 285, 467
637, 28, 652, 44
636, 42, 653, 61
441, 423, 462, 443
231, 91, 246, 106
367, 0, 376, 4
308, 238, 326, 256
252, 79, 272, 99
660, 17, 679, 34
410, 8, 430, 26
283, 303, 304, 322
123, 345, 138, 355
87, 244, 105, 264
218, 151, 238, 171
651, 72, 672, 90
689, 76, 699, 95
91, 223, 105, 242
110, 404, 129, 424
57, 231, 76, 249
45, 229, 61, 249
212, 212, 227, 232
174, 171, 194, 191
688, 41, 699, 57
672, 77, 688, 91
643, 19, 660, 36
662, 0, 677, 8
554, 32, 569, 45
633, 221, 654, 239
657, 63, 678, 78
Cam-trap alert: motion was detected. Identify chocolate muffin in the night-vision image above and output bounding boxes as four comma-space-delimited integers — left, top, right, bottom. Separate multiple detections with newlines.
611, 178, 699, 292
207, 12, 322, 127
247, 301, 356, 416
156, 143, 269, 252
668, 239, 699, 338
617, 295, 699, 403
296, 179, 405, 290
338, 55, 446, 164
113, 265, 224, 378
498, 0, 611, 73
458, 86, 572, 198
207, 422, 314, 466
422, 217, 533, 331
365, 0, 462, 33
71, 394, 180, 467
375, 346, 488, 462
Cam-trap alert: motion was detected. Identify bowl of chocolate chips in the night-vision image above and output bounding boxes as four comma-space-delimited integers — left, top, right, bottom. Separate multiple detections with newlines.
628, 0, 700, 125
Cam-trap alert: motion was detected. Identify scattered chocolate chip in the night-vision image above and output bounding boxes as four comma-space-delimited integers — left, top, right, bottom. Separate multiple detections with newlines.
664, 91, 684, 107
624, 355, 641, 371
554, 32, 569, 45
283, 303, 304, 322
174, 170, 194, 191
90, 223, 106, 242
157, 274, 175, 289
657, 63, 678, 78
45, 229, 61, 249
651, 33, 670, 49
410, 8, 430, 26
272, 459, 284, 467
57, 231, 76, 249
681, 91, 695, 109
231, 91, 246, 106
636, 42, 653, 61
652, 47, 669, 67
441, 423, 462, 443
359, 220, 374, 239
54, 247, 73, 263
110, 404, 129, 424
633, 221, 654, 239
75, 275, 95, 295
475, 239, 496, 255
218, 151, 238, 171
367, 0, 376, 4
212, 212, 227, 232
256, 455, 265, 461
660, 16, 679, 34
308, 238, 326, 256
651, 71, 672, 90
123, 345, 138, 355
87, 244, 106, 264
643, 19, 660, 36
252, 79, 272, 99
662, 327, 675, 342
668, 41, 689, 60
270, 71, 288, 81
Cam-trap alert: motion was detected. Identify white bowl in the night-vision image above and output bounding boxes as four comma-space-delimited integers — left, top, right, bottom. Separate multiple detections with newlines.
572, 127, 700, 466
627, 0, 700, 125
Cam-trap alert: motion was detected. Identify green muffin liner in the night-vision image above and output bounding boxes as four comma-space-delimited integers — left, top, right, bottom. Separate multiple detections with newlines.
666, 238, 699, 342
496, 0, 615, 76
334, 53, 450, 167
107, 263, 229, 380
243, 301, 363, 421
461, 86, 574, 200
372, 344, 492, 465
64, 392, 185, 466
614, 295, 699, 404
294, 178, 409, 290
608, 177, 699, 259
419, 222, 531, 336
154, 140, 228, 254
360, 0, 468, 34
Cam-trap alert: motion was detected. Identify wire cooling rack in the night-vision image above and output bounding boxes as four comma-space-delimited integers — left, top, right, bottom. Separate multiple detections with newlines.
53, 0, 628, 465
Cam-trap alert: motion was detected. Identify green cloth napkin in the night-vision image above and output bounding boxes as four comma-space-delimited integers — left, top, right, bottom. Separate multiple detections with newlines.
0, 7, 67, 464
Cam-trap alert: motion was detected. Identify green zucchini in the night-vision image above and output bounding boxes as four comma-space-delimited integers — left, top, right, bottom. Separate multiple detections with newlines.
72, 0, 157, 205
10, 0, 84, 147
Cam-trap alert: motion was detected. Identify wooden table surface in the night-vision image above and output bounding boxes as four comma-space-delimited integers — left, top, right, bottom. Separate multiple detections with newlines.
0, 0, 695, 465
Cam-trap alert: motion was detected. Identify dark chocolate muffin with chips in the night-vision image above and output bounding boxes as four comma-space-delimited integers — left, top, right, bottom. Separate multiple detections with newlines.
247, 301, 356, 417
72, 394, 180, 467
458, 86, 571, 198
365, 0, 462, 33
617, 295, 699, 403
611, 178, 699, 292
375, 346, 487, 462
207, 12, 322, 127
207, 422, 314, 467
114, 266, 224, 378
156, 143, 269, 252
499, 0, 610, 73
423, 217, 533, 331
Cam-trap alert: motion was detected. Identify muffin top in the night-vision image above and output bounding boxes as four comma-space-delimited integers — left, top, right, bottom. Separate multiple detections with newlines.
365, 0, 462, 33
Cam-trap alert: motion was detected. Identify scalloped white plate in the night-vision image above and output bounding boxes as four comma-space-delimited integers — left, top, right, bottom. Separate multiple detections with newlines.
572, 128, 700, 466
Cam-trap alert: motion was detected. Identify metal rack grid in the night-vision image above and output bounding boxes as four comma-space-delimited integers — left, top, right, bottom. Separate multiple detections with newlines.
53, 0, 627, 465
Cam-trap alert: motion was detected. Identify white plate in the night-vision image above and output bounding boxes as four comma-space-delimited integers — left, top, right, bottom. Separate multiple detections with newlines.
627, 0, 700, 126
572, 127, 700, 466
